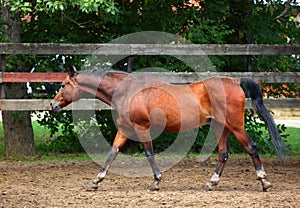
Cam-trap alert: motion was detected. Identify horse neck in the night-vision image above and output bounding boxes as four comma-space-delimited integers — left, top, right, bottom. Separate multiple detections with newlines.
76, 72, 128, 107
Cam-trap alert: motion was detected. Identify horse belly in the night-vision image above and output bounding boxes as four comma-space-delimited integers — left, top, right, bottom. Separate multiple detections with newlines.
164, 109, 204, 132
150, 99, 204, 133
128, 84, 208, 132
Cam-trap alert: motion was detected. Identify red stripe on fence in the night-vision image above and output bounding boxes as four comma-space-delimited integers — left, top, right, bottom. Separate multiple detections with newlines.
1, 72, 67, 83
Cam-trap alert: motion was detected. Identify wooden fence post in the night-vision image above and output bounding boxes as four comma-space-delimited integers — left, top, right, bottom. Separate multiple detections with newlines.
1, 54, 6, 99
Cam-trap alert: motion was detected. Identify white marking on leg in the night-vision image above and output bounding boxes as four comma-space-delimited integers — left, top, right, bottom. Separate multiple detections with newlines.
210, 173, 220, 185
97, 171, 107, 180
256, 166, 267, 179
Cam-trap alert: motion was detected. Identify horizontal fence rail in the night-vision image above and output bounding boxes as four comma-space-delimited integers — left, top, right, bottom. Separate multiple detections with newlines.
1, 72, 300, 83
0, 98, 299, 111
1, 43, 300, 55
0, 72, 67, 83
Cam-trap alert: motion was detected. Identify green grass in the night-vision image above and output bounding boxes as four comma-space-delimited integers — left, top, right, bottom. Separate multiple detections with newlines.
0, 121, 53, 141
0, 122, 299, 161
284, 127, 300, 158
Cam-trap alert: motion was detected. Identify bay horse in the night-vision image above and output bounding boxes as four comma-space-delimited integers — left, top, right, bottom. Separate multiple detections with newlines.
50, 66, 286, 191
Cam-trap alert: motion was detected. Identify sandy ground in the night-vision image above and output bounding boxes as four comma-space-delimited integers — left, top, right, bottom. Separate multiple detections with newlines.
0, 156, 299, 208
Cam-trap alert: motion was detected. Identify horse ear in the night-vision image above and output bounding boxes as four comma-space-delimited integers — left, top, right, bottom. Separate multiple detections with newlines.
68, 66, 77, 77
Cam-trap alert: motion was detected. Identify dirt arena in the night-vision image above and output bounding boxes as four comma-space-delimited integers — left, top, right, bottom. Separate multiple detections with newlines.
1, 156, 299, 208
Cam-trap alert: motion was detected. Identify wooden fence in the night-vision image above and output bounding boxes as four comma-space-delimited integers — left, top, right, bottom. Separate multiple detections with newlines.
0, 43, 299, 111
1, 43, 299, 55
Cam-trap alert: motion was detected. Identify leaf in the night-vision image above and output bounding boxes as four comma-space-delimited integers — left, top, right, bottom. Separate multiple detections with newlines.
59, 4, 64, 11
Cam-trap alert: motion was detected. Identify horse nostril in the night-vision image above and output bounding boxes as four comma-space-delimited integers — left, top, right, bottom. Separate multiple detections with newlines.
50, 101, 62, 112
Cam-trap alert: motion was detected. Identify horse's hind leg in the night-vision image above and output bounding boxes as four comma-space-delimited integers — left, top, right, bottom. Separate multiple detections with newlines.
87, 130, 128, 190
232, 128, 272, 191
204, 122, 230, 191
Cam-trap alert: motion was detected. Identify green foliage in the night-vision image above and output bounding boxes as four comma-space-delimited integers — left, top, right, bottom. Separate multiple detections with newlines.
189, 126, 211, 153
36, 111, 83, 153
2, 0, 117, 14
3, 0, 32, 13
37, 133, 83, 154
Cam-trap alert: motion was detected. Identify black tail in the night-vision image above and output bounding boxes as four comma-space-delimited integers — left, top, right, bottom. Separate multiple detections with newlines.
240, 78, 287, 164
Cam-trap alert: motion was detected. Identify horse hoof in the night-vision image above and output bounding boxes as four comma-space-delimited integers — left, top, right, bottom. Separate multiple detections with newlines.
150, 181, 160, 191
86, 183, 99, 191
262, 180, 272, 192
202, 182, 213, 191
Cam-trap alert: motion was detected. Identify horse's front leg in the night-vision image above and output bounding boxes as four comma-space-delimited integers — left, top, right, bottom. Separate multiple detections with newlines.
142, 141, 162, 191
87, 130, 128, 190
135, 127, 162, 191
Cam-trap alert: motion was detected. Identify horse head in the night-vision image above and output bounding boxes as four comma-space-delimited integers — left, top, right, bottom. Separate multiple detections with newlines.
50, 66, 83, 112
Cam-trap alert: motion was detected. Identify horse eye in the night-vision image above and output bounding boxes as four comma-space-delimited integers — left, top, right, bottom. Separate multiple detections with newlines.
61, 83, 65, 88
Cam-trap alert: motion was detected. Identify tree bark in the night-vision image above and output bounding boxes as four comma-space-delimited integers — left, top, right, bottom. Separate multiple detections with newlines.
1, 4, 35, 157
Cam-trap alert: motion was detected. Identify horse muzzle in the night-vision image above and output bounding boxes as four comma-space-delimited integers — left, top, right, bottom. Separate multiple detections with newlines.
50, 101, 62, 112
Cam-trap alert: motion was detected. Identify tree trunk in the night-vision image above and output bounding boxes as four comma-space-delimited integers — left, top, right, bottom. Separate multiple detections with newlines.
227, 0, 254, 72
1, 4, 35, 157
